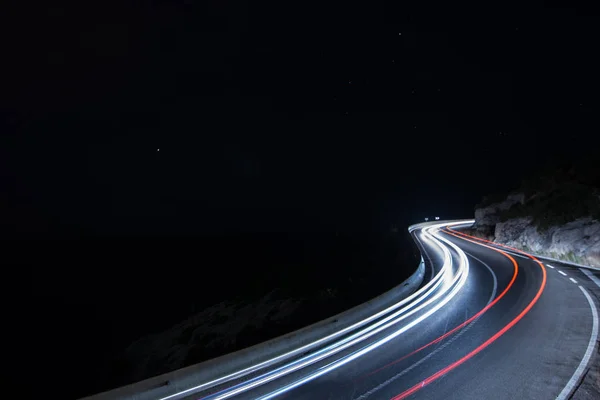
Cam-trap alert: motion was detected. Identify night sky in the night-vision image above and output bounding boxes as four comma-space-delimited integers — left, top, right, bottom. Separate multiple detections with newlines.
3, 1, 600, 398
3, 1, 598, 237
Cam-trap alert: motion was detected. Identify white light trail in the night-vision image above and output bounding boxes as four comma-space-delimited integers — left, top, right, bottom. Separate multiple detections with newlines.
255, 223, 471, 400
200, 222, 470, 400
160, 223, 462, 400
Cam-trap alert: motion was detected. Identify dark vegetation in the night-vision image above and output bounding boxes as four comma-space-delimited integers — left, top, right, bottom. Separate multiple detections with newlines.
10, 229, 420, 398
494, 157, 600, 231
115, 229, 422, 388
475, 191, 509, 209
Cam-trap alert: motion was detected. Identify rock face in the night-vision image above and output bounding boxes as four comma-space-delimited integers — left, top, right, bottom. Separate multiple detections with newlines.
473, 197, 600, 267
473, 192, 525, 239
495, 217, 600, 266
123, 291, 304, 382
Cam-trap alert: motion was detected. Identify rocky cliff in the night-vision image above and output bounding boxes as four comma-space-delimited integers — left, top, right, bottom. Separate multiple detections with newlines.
473, 192, 526, 238
493, 216, 600, 267
471, 161, 600, 267
473, 192, 600, 267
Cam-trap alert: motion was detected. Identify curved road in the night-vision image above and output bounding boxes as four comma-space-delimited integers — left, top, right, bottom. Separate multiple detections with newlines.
182, 221, 599, 400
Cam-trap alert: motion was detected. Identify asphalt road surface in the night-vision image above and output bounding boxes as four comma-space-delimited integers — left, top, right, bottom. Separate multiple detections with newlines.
184, 221, 599, 400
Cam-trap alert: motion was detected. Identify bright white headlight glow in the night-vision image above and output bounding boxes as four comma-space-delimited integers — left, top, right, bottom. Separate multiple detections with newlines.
197, 221, 470, 400
161, 223, 460, 400
255, 222, 470, 400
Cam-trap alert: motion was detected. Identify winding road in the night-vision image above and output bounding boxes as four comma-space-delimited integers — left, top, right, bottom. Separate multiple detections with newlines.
168, 221, 600, 400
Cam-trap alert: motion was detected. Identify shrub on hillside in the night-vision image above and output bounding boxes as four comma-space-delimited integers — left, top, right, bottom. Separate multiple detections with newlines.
499, 182, 600, 231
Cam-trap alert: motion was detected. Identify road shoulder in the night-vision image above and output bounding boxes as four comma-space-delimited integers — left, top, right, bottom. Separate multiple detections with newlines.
572, 268, 600, 400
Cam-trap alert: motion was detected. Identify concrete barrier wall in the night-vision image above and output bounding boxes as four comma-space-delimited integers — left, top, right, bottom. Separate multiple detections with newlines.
82, 225, 428, 400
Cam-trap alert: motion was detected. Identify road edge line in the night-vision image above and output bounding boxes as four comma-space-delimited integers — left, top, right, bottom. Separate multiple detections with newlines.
555, 286, 599, 400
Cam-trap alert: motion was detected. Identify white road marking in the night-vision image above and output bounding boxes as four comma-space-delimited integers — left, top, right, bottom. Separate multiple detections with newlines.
569, 278, 578, 284
546, 264, 555, 269
556, 286, 599, 400
580, 268, 600, 289
558, 270, 567, 276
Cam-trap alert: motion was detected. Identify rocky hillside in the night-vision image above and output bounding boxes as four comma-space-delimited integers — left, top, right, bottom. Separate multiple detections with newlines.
121, 290, 306, 383
88, 231, 420, 393
470, 160, 600, 267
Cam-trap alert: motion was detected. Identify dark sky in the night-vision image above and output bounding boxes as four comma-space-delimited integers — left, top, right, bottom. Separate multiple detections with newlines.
3, 1, 599, 236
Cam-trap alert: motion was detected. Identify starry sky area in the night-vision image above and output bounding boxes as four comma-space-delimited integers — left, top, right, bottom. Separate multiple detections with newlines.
3, 0, 600, 236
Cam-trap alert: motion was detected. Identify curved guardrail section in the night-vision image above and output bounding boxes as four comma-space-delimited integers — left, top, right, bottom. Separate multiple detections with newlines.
82, 223, 455, 400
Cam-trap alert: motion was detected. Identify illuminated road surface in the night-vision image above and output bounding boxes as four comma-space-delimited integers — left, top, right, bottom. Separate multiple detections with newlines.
176, 221, 599, 400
